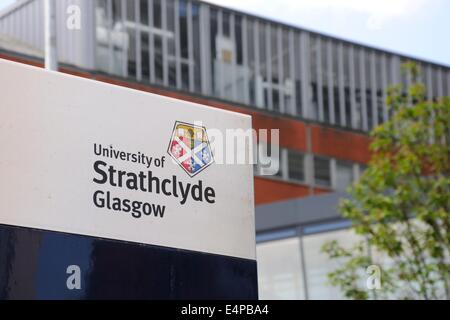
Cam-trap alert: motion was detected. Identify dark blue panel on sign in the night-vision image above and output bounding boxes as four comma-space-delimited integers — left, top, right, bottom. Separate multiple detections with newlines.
0, 224, 258, 300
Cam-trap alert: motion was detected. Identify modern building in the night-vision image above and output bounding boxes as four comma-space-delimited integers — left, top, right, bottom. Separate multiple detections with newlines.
0, 0, 449, 299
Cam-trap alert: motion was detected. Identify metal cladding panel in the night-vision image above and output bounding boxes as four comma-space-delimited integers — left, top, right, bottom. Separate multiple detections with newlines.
0, 59, 257, 299
55, 0, 95, 69
0, 0, 45, 54
0, 0, 95, 69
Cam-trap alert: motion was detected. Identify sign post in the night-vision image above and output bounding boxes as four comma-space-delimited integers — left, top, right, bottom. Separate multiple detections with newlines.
0, 59, 257, 299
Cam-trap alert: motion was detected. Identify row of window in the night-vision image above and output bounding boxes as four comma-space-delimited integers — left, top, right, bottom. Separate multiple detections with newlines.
255, 147, 365, 192
94, 0, 450, 133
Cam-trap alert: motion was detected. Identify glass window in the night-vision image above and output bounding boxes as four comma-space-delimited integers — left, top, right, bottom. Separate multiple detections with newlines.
270, 26, 280, 112
354, 47, 362, 130
126, 0, 137, 79
141, 32, 150, 79
96, 0, 136, 79
153, 0, 163, 83
134, 1, 150, 82
109, 0, 128, 77
234, 15, 247, 102
247, 19, 256, 106
282, 29, 292, 113
303, 228, 362, 300
314, 157, 331, 187
375, 53, 385, 125
309, 35, 319, 120
258, 22, 267, 108
235, 15, 243, 66
443, 69, 449, 97
294, 32, 302, 116
179, 0, 188, 59
432, 66, 439, 100
210, 9, 218, 95
166, 0, 176, 87
179, 0, 189, 90
222, 11, 230, 37
95, 0, 109, 73
336, 160, 353, 191
211, 10, 236, 99
192, 2, 201, 92
181, 64, 189, 90
257, 237, 306, 300
331, 41, 340, 125
321, 37, 329, 123
287, 150, 305, 182
154, 35, 163, 82
343, 44, 352, 127
153, 0, 162, 29
112, 0, 121, 24
140, 0, 149, 26
364, 50, 372, 130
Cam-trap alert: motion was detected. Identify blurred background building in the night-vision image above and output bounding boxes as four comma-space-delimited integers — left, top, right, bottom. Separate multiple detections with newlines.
0, 0, 449, 299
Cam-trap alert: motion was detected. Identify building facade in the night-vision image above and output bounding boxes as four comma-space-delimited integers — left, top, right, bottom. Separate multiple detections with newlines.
0, 0, 449, 299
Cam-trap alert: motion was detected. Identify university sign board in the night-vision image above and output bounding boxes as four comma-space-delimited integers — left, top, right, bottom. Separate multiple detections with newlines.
0, 59, 257, 299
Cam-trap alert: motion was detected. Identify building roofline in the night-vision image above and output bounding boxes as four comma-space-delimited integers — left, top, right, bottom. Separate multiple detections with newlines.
199, 0, 450, 69
0, 0, 448, 68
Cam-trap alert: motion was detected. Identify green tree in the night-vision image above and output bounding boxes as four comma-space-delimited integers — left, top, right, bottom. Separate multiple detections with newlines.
322, 63, 450, 300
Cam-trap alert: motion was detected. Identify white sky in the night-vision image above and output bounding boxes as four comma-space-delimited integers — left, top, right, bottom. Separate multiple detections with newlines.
0, 0, 15, 11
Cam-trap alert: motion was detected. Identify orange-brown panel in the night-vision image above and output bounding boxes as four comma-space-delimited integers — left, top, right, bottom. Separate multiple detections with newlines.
254, 177, 332, 205
0, 53, 43, 68
254, 177, 311, 205
251, 114, 307, 151
310, 124, 371, 163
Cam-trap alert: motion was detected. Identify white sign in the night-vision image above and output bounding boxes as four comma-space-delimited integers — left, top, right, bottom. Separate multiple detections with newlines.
0, 59, 256, 260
